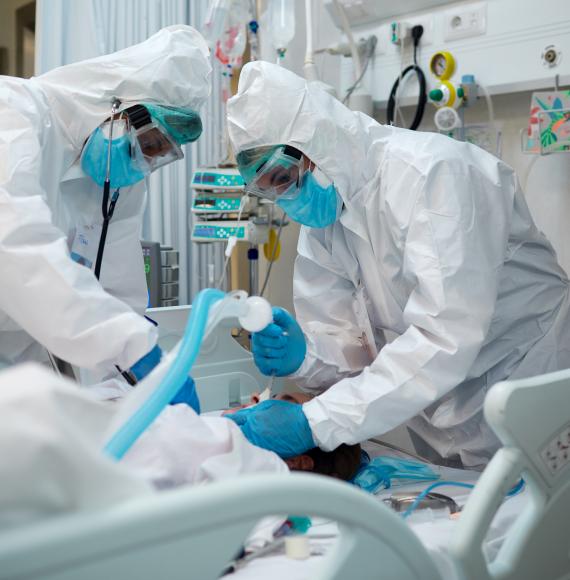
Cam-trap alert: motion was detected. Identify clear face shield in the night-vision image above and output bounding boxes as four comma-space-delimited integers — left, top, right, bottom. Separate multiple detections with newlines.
124, 104, 184, 174
237, 145, 306, 202
237, 145, 342, 229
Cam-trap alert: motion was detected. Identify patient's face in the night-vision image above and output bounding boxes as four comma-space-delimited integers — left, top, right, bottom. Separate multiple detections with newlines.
223, 391, 312, 412
224, 392, 360, 480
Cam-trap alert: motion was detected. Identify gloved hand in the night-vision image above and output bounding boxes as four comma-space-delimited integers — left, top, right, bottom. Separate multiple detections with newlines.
129, 344, 200, 413
170, 376, 201, 413
252, 307, 306, 377
226, 399, 315, 458
129, 344, 163, 381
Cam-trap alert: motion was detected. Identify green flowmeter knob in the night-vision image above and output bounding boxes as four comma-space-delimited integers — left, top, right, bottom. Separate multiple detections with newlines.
429, 89, 444, 102
457, 87, 464, 99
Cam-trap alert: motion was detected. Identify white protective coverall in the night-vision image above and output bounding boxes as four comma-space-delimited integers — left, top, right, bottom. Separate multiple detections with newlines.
227, 62, 570, 467
0, 363, 287, 532
0, 26, 210, 375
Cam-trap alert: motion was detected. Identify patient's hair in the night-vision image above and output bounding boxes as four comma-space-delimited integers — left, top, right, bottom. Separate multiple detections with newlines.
306, 444, 361, 481
231, 391, 362, 481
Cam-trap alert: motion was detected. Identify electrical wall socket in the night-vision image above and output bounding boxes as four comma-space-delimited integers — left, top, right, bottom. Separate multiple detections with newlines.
390, 15, 434, 48
444, 2, 487, 41
407, 14, 434, 47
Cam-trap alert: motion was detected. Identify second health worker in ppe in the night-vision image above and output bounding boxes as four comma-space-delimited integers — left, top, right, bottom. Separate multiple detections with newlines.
227, 61, 570, 468
0, 26, 208, 402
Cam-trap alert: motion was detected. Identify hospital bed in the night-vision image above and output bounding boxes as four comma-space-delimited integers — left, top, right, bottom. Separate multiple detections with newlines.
1, 318, 570, 580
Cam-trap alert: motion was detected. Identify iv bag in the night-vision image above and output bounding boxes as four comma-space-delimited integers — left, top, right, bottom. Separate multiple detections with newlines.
217, 4, 248, 66
268, 0, 295, 52
203, 0, 232, 49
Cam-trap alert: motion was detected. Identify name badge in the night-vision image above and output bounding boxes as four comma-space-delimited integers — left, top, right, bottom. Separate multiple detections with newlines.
70, 224, 103, 269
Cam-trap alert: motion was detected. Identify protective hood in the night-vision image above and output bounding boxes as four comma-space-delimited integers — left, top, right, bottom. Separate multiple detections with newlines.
32, 25, 211, 152
0, 364, 151, 532
227, 61, 390, 209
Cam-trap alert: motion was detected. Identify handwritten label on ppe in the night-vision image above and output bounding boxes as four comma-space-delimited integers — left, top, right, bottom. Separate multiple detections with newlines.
70, 224, 102, 270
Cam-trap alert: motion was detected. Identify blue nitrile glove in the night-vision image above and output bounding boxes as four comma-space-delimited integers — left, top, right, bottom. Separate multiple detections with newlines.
227, 399, 315, 458
170, 376, 201, 413
251, 307, 306, 377
129, 344, 163, 381
129, 345, 200, 413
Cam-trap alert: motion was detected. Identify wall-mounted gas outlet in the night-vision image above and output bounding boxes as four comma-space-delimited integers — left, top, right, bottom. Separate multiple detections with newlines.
444, 2, 487, 41
390, 21, 411, 45
542, 45, 562, 68
390, 16, 434, 47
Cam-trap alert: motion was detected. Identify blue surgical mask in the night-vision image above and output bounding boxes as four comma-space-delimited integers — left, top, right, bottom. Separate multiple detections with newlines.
81, 126, 146, 188
277, 169, 341, 228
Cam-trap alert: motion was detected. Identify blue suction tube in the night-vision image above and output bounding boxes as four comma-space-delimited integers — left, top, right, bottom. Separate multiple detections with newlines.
105, 288, 226, 460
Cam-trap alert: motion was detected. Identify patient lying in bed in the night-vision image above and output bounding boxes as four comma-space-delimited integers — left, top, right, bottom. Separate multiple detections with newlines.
124, 389, 361, 486
0, 364, 358, 533
224, 391, 362, 482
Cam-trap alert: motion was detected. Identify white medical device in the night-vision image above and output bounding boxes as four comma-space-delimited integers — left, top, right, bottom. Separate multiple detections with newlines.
190, 167, 272, 293
191, 220, 269, 244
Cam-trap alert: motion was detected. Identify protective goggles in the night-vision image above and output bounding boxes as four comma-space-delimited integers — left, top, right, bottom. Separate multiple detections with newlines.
236, 145, 306, 202
114, 103, 202, 174
123, 104, 184, 174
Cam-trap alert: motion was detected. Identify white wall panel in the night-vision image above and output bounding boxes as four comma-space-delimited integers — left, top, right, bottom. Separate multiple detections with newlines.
338, 0, 570, 106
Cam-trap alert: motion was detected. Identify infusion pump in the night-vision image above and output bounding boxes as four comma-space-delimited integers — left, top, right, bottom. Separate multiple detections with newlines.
190, 167, 269, 244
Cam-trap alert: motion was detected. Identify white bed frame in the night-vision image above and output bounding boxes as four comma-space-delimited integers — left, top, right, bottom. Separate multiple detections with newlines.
1, 367, 569, 579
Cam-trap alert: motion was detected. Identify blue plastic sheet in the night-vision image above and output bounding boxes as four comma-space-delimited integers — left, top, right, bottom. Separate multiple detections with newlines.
352, 455, 440, 494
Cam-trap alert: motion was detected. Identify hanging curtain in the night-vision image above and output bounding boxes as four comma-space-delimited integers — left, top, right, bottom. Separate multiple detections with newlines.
35, 0, 226, 303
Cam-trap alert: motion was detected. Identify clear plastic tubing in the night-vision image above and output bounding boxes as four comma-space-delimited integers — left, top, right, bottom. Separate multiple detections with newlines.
105, 288, 226, 460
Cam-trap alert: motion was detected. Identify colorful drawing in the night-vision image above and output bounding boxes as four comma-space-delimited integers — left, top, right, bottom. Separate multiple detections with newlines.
526, 91, 570, 154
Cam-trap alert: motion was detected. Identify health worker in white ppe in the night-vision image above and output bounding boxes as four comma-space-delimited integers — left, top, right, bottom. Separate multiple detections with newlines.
0, 26, 209, 409
227, 61, 570, 469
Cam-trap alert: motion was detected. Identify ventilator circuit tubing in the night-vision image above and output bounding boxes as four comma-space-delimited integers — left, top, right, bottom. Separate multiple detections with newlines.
401, 478, 525, 519
105, 288, 226, 460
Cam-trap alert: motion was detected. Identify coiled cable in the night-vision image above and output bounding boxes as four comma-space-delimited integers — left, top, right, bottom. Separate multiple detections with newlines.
386, 26, 426, 131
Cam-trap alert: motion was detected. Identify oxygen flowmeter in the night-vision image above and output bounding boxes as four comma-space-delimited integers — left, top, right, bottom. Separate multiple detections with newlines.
429, 51, 463, 109
428, 51, 464, 132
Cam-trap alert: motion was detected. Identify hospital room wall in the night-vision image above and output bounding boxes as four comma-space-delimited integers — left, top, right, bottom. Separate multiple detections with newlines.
0, 0, 34, 76
257, 0, 570, 317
